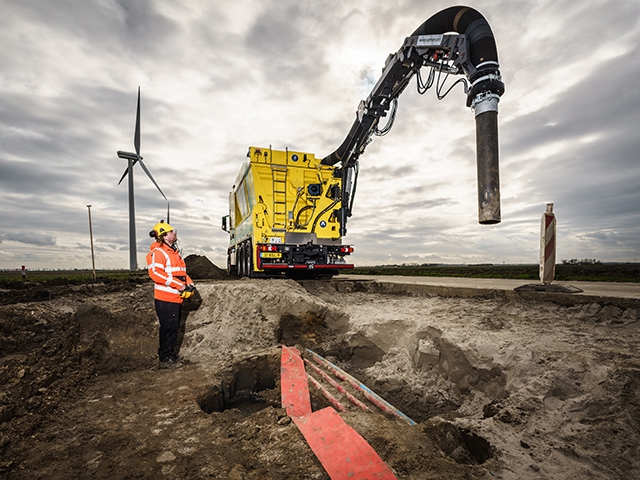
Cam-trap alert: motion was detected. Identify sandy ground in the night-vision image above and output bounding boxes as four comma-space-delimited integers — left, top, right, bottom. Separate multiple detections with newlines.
1, 275, 639, 479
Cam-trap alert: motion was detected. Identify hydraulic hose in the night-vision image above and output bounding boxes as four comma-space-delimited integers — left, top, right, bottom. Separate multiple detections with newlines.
322, 6, 504, 225
412, 6, 503, 223
411, 6, 498, 70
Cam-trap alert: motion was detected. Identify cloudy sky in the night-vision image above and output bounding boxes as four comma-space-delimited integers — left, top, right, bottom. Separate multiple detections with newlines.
1, 0, 639, 271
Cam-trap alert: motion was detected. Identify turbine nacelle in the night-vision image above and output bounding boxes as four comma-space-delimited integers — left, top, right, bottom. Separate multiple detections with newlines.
117, 151, 140, 162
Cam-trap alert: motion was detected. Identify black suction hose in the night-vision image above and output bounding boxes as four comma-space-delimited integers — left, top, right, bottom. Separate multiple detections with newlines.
412, 6, 503, 223
323, 6, 504, 225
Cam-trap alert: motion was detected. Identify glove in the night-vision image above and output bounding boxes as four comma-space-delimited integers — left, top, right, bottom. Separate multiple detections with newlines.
180, 284, 196, 299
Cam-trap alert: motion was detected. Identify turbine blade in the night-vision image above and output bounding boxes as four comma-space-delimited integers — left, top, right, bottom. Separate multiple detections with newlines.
134, 87, 141, 157
138, 158, 168, 201
117, 157, 140, 185
167, 202, 170, 224
118, 167, 129, 185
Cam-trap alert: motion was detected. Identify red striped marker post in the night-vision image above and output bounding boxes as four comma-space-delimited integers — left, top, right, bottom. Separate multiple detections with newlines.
540, 203, 556, 284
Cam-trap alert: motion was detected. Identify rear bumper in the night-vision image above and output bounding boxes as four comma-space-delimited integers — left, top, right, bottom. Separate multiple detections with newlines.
258, 262, 354, 271
256, 242, 353, 272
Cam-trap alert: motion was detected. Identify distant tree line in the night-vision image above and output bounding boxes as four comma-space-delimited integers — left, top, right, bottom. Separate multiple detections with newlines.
561, 258, 602, 265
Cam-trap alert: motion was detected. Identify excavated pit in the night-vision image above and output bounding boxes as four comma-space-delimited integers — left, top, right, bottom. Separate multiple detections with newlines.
185, 279, 500, 465
196, 351, 280, 416
423, 419, 495, 465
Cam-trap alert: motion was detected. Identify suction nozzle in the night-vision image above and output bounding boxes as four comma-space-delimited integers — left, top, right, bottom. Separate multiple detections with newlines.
473, 91, 501, 224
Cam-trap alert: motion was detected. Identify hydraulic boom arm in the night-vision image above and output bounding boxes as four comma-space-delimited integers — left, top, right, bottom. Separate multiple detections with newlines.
321, 6, 505, 236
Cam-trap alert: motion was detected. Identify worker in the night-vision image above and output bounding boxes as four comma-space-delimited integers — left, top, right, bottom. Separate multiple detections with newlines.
146, 220, 195, 369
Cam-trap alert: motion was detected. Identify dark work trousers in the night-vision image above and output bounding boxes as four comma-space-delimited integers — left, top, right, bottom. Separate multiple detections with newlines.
155, 299, 181, 360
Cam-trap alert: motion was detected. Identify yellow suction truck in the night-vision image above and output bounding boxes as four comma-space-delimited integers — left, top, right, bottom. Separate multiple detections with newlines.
221, 146, 354, 278
222, 6, 505, 278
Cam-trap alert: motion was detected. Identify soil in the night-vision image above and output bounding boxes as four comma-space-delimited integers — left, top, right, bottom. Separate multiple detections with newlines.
1, 271, 638, 479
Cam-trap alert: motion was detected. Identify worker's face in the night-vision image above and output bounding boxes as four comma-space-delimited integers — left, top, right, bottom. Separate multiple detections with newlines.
164, 230, 177, 244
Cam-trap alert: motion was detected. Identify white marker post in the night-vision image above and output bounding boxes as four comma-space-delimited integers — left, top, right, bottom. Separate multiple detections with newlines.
540, 203, 556, 284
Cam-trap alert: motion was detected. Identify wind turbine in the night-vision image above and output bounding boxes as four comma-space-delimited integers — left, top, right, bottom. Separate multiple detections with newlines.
117, 87, 169, 271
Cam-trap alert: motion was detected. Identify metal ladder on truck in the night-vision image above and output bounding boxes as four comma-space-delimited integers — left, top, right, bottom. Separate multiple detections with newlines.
271, 165, 287, 232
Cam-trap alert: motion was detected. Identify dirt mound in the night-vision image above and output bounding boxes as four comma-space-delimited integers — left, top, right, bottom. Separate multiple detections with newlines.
181, 279, 348, 368
184, 254, 229, 280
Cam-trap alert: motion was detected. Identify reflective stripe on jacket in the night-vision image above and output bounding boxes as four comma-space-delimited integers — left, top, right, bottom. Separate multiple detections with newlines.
146, 241, 192, 303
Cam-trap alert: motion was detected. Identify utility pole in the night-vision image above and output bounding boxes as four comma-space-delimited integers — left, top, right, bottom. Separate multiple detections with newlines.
87, 205, 97, 281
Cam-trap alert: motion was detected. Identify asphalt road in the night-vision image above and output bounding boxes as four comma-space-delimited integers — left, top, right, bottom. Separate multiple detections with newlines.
338, 275, 640, 300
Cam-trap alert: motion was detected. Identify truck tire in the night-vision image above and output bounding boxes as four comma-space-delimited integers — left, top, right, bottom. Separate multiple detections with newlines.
237, 244, 245, 277
245, 241, 253, 278
228, 251, 237, 277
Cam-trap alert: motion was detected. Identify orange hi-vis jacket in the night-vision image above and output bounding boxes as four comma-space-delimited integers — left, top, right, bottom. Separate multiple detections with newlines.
146, 241, 193, 303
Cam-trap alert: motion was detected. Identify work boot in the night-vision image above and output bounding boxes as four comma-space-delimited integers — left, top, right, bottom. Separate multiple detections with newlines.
170, 353, 190, 365
159, 357, 182, 369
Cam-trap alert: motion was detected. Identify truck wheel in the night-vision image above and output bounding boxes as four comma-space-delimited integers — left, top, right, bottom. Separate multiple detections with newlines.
228, 252, 237, 277
245, 241, 253, 278
237, 244, 245, 277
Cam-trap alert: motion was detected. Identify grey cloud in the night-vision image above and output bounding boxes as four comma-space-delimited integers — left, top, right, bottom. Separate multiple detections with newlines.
502, 55, 640, 160
0, 87, 139, 170
244, 2, 359, 95
114, 1, 181, 57
363, 164, 418, 180
361, 197, 458, 217
0, 232, 57, 246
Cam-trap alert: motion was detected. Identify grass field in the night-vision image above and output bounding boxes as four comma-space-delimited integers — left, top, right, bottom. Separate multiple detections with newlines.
0, 270, 148, 286
1, 263, 639, 284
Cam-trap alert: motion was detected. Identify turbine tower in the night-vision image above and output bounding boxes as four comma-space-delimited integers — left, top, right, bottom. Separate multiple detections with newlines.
117, 87, 169, 271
